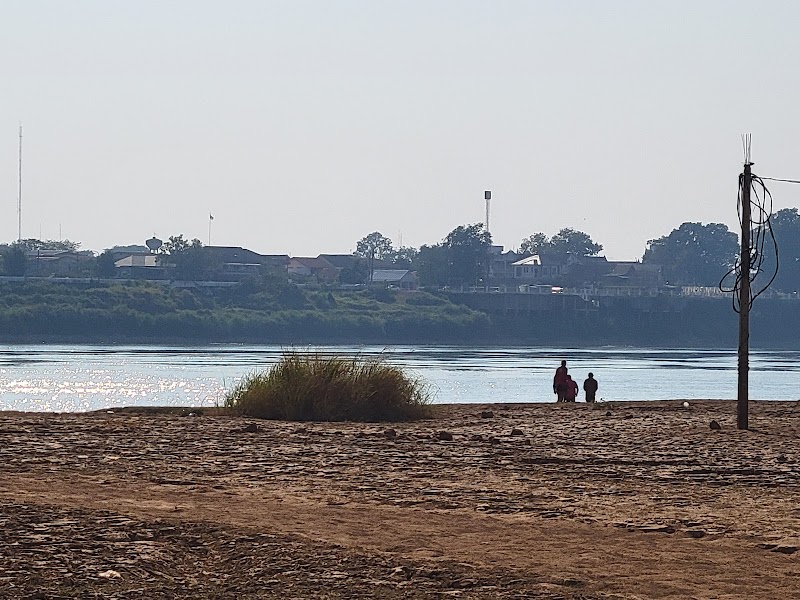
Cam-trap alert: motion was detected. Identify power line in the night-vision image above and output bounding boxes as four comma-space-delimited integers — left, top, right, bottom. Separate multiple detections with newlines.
760, 176, 800, 184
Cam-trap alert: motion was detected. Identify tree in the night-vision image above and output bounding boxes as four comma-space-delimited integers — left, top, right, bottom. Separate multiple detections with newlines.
547, 228, 603, 257
94, 249, 117, 278
519, 228, 602, 257
643, 222, 738, 286
15, 238, 80, 253
355, 232, 394, 261
387, 246, 418, 268
339, 259, 370, 284
763, 208, 800, 293
519, 232, 549, 255
2, 245, 27, 276
160, 235, 213, 280
161, 235, 194, 256
414, 244, 449, 287
443, 224, 492, 285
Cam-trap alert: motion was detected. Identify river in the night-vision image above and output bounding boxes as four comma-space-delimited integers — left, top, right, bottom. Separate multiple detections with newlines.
0, 345, 798, 412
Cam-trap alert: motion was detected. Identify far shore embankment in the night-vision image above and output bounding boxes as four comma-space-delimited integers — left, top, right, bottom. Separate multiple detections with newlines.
0, 278, 799, 347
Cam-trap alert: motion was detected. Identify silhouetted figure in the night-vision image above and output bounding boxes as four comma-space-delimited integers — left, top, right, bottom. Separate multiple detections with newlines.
584, 373, 598, 403
553, 360, 568, 402
564, 375, 578, 403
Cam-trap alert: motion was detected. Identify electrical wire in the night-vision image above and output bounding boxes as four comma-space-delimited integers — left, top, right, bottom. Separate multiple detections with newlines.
761, 177, 800, 183
719, 169, 779, 312
760, 176, 800, 184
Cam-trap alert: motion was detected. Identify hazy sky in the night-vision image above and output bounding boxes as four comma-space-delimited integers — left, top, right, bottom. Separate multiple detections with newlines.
2, 1, 800, 259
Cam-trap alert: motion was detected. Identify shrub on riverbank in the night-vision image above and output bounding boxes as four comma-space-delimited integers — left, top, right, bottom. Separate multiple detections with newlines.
224, 352, 432, 422
0, 281, 492, 343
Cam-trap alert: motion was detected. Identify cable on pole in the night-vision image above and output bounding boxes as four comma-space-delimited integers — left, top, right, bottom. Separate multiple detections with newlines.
719, 168, 779, 312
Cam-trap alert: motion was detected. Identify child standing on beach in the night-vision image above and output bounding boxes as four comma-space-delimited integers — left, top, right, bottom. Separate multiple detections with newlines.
583, 373, 598, 403
563, 375, 578, 403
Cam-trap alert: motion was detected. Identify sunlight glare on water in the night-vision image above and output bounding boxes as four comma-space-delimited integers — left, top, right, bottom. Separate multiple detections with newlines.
0, 345, 798, 412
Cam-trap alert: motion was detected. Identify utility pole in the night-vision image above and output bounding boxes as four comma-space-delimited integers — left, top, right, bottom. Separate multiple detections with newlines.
484, 191, 492, 292
369, 246, 375, 283
738, 161, 752, 430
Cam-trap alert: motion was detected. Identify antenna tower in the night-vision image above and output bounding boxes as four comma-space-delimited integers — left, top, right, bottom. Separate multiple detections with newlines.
17, 124, 23, 242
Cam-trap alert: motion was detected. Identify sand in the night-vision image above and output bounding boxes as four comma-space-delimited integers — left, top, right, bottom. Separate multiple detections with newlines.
1, 400, 799, 599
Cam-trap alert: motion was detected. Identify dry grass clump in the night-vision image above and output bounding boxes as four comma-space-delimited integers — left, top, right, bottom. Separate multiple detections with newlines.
224, 351, 432, 422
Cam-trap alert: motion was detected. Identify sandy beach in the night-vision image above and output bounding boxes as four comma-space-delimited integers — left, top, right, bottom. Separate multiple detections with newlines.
1, 400, 799, 599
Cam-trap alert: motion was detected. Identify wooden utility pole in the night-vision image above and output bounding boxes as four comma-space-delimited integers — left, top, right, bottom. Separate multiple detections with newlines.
737, 162, 752, 430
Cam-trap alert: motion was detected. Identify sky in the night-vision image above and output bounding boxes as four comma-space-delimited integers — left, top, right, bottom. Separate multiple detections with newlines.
2, 0, 800, 260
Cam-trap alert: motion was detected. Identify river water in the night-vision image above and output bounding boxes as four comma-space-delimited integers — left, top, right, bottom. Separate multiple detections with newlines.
0, 345, 798, 412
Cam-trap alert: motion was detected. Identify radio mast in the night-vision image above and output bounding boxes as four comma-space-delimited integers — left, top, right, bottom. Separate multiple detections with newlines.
17, 124, 23, 242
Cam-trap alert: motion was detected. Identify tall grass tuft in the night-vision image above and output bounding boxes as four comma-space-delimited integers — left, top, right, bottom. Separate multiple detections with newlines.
224, 351, 432, 422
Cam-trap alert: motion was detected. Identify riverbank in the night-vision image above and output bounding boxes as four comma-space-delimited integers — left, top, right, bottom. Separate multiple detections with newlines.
1, 279, 800, 347
1, 401, 799, 598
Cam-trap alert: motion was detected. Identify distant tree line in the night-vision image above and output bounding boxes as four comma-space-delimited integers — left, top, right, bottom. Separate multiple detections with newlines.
349, 209, 800, 292
0, 239, 84, 277
519, 228, 603, 257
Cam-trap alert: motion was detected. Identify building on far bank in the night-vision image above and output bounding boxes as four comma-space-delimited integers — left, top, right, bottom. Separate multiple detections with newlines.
563, 255, 610, 284
488, 246, 523, 280
510, 254, 568, 282
288, 257, 339, 282
370, 269, 418, 289
114, 254, 171, 279
601, 262, 663, 289
26, 249, 94, 277
318, 254, 396, 272
108, 245, 151, 261
205, 246, 289, 279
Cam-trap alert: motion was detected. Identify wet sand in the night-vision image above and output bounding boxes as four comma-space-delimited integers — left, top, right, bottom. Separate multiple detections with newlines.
1, 400, 799, 599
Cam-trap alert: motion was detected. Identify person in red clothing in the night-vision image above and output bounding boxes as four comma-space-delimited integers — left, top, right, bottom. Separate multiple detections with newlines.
563, 374, 579, 402
553, 360, 568, 402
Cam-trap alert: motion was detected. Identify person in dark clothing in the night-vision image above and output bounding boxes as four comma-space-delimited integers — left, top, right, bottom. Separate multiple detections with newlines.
583, 373, 598, 403
564, 375, 579, 402
553, 360, 568, 402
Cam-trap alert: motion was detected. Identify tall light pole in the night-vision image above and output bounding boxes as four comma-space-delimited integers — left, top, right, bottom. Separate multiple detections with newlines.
484, 190, 491, 234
